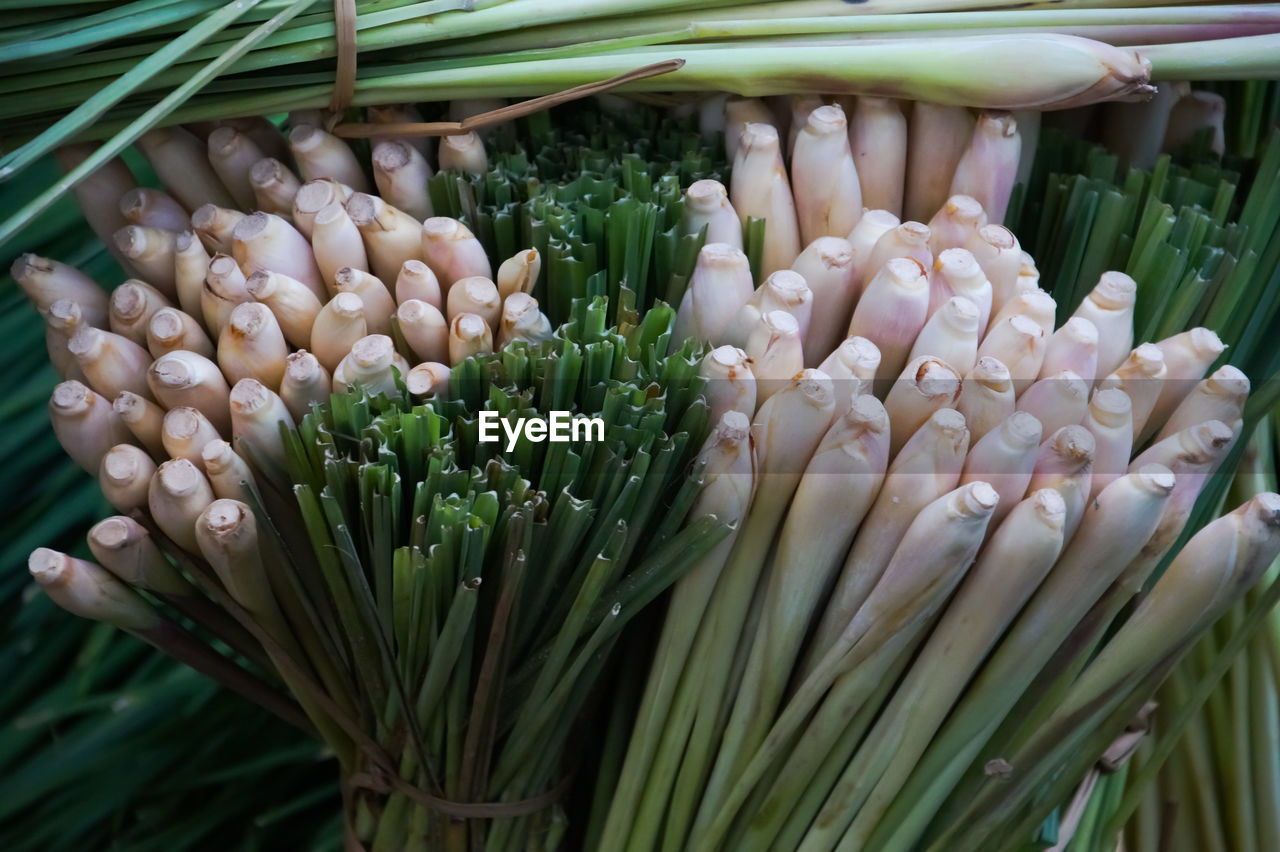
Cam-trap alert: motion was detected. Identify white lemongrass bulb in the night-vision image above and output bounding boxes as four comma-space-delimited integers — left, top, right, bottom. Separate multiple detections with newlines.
1017, 371, 1090, 436
11, 254, 108, 326
884, 357, 963, 458
206, 126, 265, 210
497, 292, 552, 348
1083, 387, 1134, 498
29, 549, 159, 632
820, 336, 881, 415
136, 126, 237, 211
68, 326, 152, 401
119, 187, 189, 232
930, 248, 993, 334
904, 102, 975, 223
449, 313, 494, 364
496, 249, 541, 302
1017, 251, 1040, 295
174, 231, 212, 323
961, 410, 1043, 528
397, 299, 449, 363
191, 204, 245, 254
280, 351, 331, 422
672, 243, 755, 348
1028, 424, 1096, 541
700, 346, 757, 424
1039, 317, 1099, 383
724, 97, 774, 161
397, 259, 444, 309
229, 379, 294, 487
113, 226, 178, 298
1133, 419, 1238, 480
851, 96, 907, 216
218, 303, 288, 390
246, 269, 322, 349
333, 335, 405, 396
1158, 365, 1249, 443
731, 122, 801, 277
990, 287, 1057, 339
683, 179, 743, 248
147, 308, 214, 359
438, 131, 488, 176
346, 193, 425, 285
1098, 343, 1167, 440
1164, 91, 1227, 158
949, 111, 1021, 224
109, 280, 173, 346
847, 257, 931, 388
1146, 327, 1228, 443
406, 362, 452, 399
161, 406, 222, 464
1070, 271, 1137, 379
55, 144, 136, 259
966, 224, 1022, 318
909, 296, 980, 376
113, 391, 167, 459
421, 217, 492, 298
958, 356, 1015, 443
367, 103, 430, 154
288, 124, 370, 191
976, 314, 1046, 392
50, 381, 132, 473
792, 104, 862, 246
787, 94, 824, 157
372, 140, 434, 221
699, 94, 729, 144
334, 267, 396, 336
927, 195, 987, 256
292, 179, 353, 240
446, 275, 502, 329
311, 292, 367, 373
792, 237, 857, 365
148, 458, 215, 553
202, 439, 258, 503
1099, 83, 1186, 170
744, 310, 804, 403
311, 201, 369, 291
725, 269, 813, 349
220, 116, 290, 164
864, 221, 932, 291
88, 516, 189, 597
845, 209, 900, 296
45, 300, 85, 380
232, 212, 325, 299
249, 158, 302, 217
147, 350, 232, 434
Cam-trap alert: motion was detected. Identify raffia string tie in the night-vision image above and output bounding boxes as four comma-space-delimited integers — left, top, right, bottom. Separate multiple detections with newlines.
325, 0, 358, 129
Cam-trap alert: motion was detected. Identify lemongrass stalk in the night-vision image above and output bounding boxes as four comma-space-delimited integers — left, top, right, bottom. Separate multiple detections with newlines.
930, 247, 993, 334
112, 391, 166, 460
98, 444, 156, 513
807, 407, 970, 666
847, 257, 930, 388
683, 179, 743, 249
311, 201, 369, 291
731, 122, 801, 277
496, 249, 540, 302
249, 157, 302, 218
109, 279, 172, 346
672, 242, 755, 349
397, 299, 449, 363
289, 123, 369, 192
334, 267, 396, 336
1016, 252, 1040, 296
975, 313, 1046, 392
421, 217, 492, 298
246, 268, 321, 349
218, 120, 287, 160
792, 237, 860, 367
1071, 271, 1138, 379
448, 312, 493, 364
88, 516, 191, 598
445, 275, 501, 330
1101, 82, 1188, 170
1159, 365, 1249, 442
29, 549, 159, 632
785, 95, 823, 158
904, 102, 975, 223
698, 94, 729, 144
136, 126, 237, 211
228, 378, 294, 489
147, 349, 232, 435
958, 356, 1014, 443
148, 457, 215, 553
1040, 316, 1099, 383
291, 178, 352, 240
862, 465, 1174, 852
368, 103, 430, 154
45, 299, 85, 381
394, 259, 443, 309
346, 192, 425, 285
174, 231, 212, 324
819, 336, 880, 416
1027, 424, 1096, 542
724, 97, 773, 162
287, 110, 326, 131
191, 204, 245, 255
68, 325, 152, 402
113, 225, 178, 298
202, 439, 259, 502
1145, 327, 1228, 444
119, 187, 190, 232
909, 295, 980, 375
844, 208, 900, 296
279, 350, 330, 422
825, 489, 1066, 852
438, 131, 488, 176
744, 310, 804, 403
1083, 387, 1134, 499
850, 97, 907, 217
990, 287, 1057, 339
884, 356, 963, 457
949, 111, 1021, 224
496, 292, 552, 348
232, 211, 326, 299
700, 345, 757, 425
215, 302, 288, 391
726, 269, 813, 348
405, 361, 451, 399
145, 309, 210, 364
1164, 90, 1227, 158
1099, 343, 1167, 441
864, 221, 932, 291
372, 140, 434, 221
206, 126, 264, 210
960, 410, 1042, 528
1017, 371, 1090, 437
792, 104, 862, 246
966, 224, 1022, 319
311, 292, 367, 373
11, 253, 108, 326
161, 405, 224, 465
333, 334, 405, 396
55, 143, 135, 260
927, 195, 987, 257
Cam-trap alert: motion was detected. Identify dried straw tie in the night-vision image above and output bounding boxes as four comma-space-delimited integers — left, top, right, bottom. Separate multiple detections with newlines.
326, 0, 357, 127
